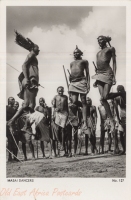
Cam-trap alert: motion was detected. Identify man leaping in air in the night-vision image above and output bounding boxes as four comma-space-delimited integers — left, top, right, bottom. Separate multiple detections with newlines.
92, 36, 123, 133
8, 31, 40, 133
69, 46, 90, 132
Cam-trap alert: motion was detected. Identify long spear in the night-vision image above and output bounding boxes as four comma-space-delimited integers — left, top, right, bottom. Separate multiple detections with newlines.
8, 126, 22, 155
92, 61, 97, 73
63, 65, 69, 90
6, 148, 23, 163
37, 140, 38, 159
7, 63, 44, 89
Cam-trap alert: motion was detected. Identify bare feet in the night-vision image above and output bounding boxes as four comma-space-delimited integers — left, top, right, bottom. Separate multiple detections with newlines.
8, 157, 13, 162
43, 156, 47, 159
68, 153, 72, 157
108, 150, 112, 153
73, 153, 77, 157
24, 157, 27, 161
46, 156, 53, 159
94, 149, 98, 155
99, 151, 104, 154
32, 157, 35, 161
119, 151, 125, 155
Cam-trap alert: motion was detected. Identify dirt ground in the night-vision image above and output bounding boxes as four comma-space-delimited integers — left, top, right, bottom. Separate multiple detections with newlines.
6, 139, 126, 178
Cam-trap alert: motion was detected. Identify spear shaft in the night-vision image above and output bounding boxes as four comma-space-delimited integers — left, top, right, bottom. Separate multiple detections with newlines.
63, 65, 69, 90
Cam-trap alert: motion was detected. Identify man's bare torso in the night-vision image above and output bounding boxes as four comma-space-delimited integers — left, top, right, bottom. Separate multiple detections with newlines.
70, 59, 88, 78
53, 95, 68, 113
96, 47, 114, 73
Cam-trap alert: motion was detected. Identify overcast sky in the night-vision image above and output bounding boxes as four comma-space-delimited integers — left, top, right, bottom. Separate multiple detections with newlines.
6, 6, 126, 132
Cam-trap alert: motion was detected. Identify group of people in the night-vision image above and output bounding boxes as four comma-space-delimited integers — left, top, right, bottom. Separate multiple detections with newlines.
6, 31, 126, 162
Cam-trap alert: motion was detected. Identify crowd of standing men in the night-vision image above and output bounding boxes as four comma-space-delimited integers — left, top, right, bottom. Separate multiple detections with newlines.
6, 31, 126, 162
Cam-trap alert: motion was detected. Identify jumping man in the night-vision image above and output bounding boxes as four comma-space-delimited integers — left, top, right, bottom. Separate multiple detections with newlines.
69, 46, 90, 132
8, 31, 40, 132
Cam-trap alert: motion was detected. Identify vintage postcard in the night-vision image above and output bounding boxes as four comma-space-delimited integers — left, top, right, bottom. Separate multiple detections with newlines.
0, 0, 131, 200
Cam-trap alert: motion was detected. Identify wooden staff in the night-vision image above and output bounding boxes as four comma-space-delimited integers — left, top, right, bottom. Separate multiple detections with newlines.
63, 65, 69, 90
37, 140, 38, 159
6, 148, 23, 163
8, 127, 22, 155
92, 61, 97, 73
7, 63, 44, 89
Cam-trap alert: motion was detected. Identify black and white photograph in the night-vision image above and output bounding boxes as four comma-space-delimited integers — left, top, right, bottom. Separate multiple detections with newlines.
5, 5, 127, 179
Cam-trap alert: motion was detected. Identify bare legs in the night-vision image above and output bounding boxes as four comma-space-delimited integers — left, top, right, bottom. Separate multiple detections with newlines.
85, 128, 96, 155
80, 94, 88, 129
85, 134, 88, 155
71, 92, 88, 129
99, 123, 107, 154
74, 129, 78, 155
107, 130, 112, 152
22, 143, 27, 160
61, 128, 65, 150
97, 82, 115, 132
52, 141, 58, 157
40, 141, 45, 157
119, 124, 126, 154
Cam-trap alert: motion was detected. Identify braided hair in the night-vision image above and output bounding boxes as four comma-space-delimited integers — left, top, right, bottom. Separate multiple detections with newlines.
14, 30, 37, 51
97, 35, 112, 47
73, 45, 83, 56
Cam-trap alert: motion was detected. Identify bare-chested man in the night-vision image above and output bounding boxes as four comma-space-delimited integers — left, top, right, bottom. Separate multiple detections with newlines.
85, 97, 98, 155
114, 85, 126, 155
35, 98, 52, 158
69, 46, 90, 132
6, 97, 16, 161
13, 101, 19, 111
51, 86, 68, 156
12, 101, 20, 161
8, 31, 40, 133
65, 96, 82, 157
92, 36, 117, 132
